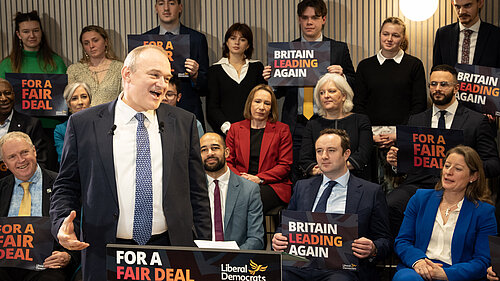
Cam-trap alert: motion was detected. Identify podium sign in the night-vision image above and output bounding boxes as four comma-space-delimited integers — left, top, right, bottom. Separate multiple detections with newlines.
106, 244, 281, 281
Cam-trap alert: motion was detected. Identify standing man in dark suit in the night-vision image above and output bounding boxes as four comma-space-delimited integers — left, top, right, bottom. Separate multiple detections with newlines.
0, 132, 78, 281
386, 64, 500, 237
49, 45, 211, 281
200, 132, 264, 250
0, 78, 51, 177
272, 129, 391, 281
144, 0, 209, 127
263, 0, 355, 179
433, 0, 500, 68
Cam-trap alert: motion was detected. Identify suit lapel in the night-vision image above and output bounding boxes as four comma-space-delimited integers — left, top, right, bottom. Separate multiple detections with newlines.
345, 176, 362, 214
450, 105, 466, 130
94, 101, 118, 205
451, 24, 460, 66
0, 176, 15, 216
240, 120, 251, 171
451, 198, 473, 263
224, 171, 240, 230
306, 176, 323, 211
259, 122, 275, 171
473, 22, 488, 65
41, 169, 53, 217
419, 191, 442, 250
157, 106, 176, 197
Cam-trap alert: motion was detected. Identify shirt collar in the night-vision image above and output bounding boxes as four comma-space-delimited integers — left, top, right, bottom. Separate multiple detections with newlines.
301, 33, 323, 42
0, 110, 14, 128
213, 57, 258, 66
459, 19, 481, 33
206, 166, 231, 184
159, 24, 181, 35
377, 49, 404, 65
432, 99, 459, 117
115, 92, 156, 125
321, 170, 350, 189
14, 164, 41, 186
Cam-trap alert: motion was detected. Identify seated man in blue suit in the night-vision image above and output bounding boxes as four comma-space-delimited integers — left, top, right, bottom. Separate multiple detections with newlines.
200, 132, 264, 250
272, 128, 391, 281
145, 0, 209, 127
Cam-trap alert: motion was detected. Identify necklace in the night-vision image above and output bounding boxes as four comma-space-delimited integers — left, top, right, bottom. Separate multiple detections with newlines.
444, 204, 457, 217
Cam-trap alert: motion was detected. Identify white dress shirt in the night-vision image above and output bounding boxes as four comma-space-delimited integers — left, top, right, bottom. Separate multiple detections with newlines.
159, 24, 180, 35
431, 100, 459, 129
376, 49, 404, 65
457, 20, 480, 65
206, 167, 230, 241
426, 198, 464, 265
113, 92, 166, 239
312, 171, 350, 214
0, 110, 14, 141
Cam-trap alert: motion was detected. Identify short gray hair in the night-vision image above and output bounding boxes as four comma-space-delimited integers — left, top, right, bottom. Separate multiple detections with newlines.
0, 132, 34, 159
313, 73, 354, 117
63, 82, 92, 106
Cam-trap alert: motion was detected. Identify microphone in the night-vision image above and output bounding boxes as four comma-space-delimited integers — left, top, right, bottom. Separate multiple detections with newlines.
108, 124, 117, 135
159, 122, 165, 133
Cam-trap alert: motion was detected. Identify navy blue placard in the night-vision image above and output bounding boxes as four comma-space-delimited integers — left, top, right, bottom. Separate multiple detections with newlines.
128, 34, 190, 77
6, 73, 68, 117
281, 210, 358, 270
396, 125, 464, 174
455, 64, 500, 116
267, 42, 330, 87
0, 217, 53, 271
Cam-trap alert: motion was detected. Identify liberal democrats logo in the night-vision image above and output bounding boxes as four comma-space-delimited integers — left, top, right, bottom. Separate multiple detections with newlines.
220, 260, 268, 280
248, 260, 268, 275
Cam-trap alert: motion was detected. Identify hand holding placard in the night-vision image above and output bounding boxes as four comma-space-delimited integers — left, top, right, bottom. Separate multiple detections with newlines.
272, 233, 288, 252
43, 251, 71, 268
57, 210, 89, 251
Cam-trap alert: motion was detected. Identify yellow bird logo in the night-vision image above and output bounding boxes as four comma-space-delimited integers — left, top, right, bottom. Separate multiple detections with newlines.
248, 260, 268, 275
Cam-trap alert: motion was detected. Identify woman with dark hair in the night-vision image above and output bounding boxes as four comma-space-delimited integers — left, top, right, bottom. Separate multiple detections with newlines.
67, 25, 122, 106
207, 23, 266, 134
299, 73, 372, 179
0, 11, 66, 78
226, 84, 293, 213
394, 146, 497, 281
54, 82, 92, 162
353, 17, 426, 148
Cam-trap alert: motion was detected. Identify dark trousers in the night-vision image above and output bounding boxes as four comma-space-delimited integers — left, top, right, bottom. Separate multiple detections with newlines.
386, 185, 418, 238
283, 266, 358, 281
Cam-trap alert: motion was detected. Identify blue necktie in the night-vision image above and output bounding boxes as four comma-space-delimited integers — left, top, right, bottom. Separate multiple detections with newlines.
314, 181, 337, 213
438, 110, 447, 129
133, 113, 153, 245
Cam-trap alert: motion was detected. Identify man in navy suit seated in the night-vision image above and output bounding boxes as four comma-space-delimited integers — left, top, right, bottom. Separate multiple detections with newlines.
272, 128, 391, 281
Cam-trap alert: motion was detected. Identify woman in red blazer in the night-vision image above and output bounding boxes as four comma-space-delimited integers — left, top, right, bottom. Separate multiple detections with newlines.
226, 84, 293, 213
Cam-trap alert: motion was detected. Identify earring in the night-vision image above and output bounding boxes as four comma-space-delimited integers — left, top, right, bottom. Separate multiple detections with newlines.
84, 52, 89, 59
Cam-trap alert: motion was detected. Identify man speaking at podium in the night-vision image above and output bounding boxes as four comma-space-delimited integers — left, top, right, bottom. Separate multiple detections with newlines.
49, 45, 211, 281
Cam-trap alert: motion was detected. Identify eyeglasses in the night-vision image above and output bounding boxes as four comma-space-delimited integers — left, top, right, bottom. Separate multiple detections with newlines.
428, 81, 455, 88
0, 91, 13, 96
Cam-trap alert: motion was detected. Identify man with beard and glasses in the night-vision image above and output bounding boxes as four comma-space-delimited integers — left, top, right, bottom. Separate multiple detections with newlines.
433, 0, 500, 68
200, 132, 264, 250
385, 64, 500, 237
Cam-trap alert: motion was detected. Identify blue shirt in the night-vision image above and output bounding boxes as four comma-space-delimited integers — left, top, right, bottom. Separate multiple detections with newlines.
8, 165, 43, 217
312, 171, 350, 214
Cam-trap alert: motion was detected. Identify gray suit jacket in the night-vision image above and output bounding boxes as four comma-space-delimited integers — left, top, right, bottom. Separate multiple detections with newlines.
211, 170, 264, 250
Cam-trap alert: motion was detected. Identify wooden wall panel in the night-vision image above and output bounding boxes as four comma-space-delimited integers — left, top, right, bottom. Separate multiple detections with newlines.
0, 0, 498, 75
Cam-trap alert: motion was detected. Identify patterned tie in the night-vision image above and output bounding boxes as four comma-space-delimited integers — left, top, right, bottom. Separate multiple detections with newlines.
213, 180, 224, 241
314, 181, 337, 213
303, 86, 314, 120
438, 110, 447, 129
18, 182, 32, 216
133, 113, 153, 245
461, 29, 473, 64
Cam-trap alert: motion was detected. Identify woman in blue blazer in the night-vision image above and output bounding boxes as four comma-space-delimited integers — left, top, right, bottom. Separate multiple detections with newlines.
54, 82, 91, 162
394, 145, 497, 281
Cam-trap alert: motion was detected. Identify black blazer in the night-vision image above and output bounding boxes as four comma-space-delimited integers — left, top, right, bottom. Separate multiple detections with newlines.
276, 36, 355, 135
433, 21, 500, 68
144, 24, 209, 125
407, 104, 500, 178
